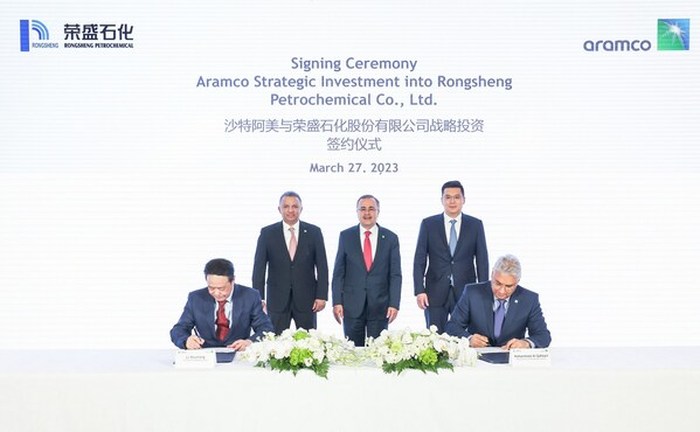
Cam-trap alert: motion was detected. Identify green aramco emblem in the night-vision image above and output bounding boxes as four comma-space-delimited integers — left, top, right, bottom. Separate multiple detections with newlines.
657, 19, 690, 51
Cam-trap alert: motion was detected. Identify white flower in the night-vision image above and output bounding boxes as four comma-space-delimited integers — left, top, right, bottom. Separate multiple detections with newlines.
363, 327, 477, 373
243, 326, 475, 376
240, 328, 360, 377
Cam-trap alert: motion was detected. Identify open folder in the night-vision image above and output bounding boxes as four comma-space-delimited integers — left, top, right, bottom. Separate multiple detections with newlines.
214, 348, 236, 363
478, 351, 510, 364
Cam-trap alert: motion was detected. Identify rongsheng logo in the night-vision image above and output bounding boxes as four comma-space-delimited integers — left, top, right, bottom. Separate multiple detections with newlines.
20, 19, 58, 51
657, 19, 690, 50
20, 19, 135, 52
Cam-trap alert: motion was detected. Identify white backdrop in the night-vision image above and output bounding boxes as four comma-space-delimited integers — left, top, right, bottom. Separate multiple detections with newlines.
1, 1, 699, 348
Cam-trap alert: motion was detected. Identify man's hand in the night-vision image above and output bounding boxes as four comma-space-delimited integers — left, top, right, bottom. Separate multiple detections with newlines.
416, 293, 429, 310
469, 333, 490, 348
312, 299, 326, 312
333, 305, 344, 324
228, 339, 252, 351
503, 338, 530, 350
261, 299, 267, 313
185, 335, 204, 350
386, 307, 398, 323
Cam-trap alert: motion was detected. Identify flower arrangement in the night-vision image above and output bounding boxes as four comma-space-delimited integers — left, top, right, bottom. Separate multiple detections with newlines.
241, 328, 359, 378
364, 326, 477, 374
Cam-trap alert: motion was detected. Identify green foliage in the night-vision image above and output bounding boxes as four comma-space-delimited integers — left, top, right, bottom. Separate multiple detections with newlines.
292, 330, 310, 341
245, 328, 359, 379
261, 356, 330, 378
381, 350, 453, 375
289, 347, 312, 366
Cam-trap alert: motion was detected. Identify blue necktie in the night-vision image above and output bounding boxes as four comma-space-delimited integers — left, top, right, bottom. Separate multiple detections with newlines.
494, 299, 506, 339
449, 219, 457, 256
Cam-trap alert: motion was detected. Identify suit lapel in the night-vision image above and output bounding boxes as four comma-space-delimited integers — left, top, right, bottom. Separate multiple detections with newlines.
454, 214, 469, 256
481, 284, 495, 338
436, 215, 450, 252
348, 226, 366, 271
198, 291, 217, 338
294, 221, 310, 262
277, 221, 293, 263
368, 225, 388, 273
501, 286, 521, 335
228, 285, 243, 342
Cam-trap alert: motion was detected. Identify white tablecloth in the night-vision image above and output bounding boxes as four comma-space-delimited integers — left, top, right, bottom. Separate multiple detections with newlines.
1, 347, 699, 432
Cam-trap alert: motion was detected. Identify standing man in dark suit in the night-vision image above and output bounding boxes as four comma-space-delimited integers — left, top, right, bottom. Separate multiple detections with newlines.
332, 195, 402, 346
414, 180, 489, 333
170, 258, 273, 350
445, 254, 551, 349
253, 191, 329, 334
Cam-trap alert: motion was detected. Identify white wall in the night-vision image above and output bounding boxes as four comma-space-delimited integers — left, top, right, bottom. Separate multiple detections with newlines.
1, 1, 698, 348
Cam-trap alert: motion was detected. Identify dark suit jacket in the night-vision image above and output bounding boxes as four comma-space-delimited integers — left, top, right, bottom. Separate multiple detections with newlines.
252, 221, 329, 313
170, 284, 274, 349
413, 213, 488, 307
445, 281, 551, 348
332, 224, 402, 320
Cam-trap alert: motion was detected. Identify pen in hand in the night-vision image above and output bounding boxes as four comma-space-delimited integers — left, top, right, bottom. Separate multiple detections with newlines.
192, 327, 205, 347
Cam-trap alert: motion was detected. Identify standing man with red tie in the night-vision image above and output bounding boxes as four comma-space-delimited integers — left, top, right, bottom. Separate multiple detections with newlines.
170, 258, 273, 350
332, 195, 402, 346
253, 191, 329, 334
414, 180, 489, 333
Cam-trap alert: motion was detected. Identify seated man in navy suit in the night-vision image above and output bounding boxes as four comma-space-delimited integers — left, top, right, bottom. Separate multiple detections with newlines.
170, 258, 274, 351
445, 254, 551, 349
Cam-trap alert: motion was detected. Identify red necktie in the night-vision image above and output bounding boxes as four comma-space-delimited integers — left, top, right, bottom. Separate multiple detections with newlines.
216, 300, 229, 341
363, 230, 373, 271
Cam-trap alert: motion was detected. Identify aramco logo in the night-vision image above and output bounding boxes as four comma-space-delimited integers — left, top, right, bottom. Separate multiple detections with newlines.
583, 18, 690, 52
657, 19, 690, 50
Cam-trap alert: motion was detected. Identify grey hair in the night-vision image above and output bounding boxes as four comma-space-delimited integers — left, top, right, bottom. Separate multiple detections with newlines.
492, 254, 522, 281
356, 194, 380, 210
279, 191, 302, 206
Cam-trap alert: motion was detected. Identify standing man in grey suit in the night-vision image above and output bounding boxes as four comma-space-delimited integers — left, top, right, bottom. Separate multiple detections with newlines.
253, 191, 329, 334
332, 195, 402, 346
414, 180, 489, 333
445, 254, 551, 349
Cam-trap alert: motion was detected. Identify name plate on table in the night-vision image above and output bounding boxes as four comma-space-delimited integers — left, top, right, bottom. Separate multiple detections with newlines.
174, 349, 216, 369
509, 348, 551, 367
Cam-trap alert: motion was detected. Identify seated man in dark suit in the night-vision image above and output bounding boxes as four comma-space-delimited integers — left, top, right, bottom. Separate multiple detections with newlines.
170, 258, 273, 351
445, 254, 551, 349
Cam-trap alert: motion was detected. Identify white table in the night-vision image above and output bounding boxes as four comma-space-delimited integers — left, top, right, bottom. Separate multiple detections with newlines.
1, 347, 699, 432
